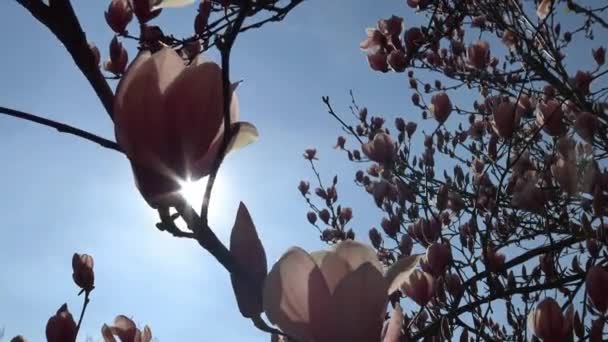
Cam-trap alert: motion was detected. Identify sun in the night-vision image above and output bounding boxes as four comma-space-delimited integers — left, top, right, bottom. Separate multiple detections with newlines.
179, 176, 228, 215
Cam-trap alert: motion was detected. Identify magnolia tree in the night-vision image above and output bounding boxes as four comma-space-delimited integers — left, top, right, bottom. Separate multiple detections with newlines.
298, 0, 608, 340
2, 0, 608, 341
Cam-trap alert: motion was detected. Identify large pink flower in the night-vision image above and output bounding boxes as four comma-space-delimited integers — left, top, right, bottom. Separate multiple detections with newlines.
102, 315, 152, 342
528, 298, 573, 341
114, 48, 256, 207
263, 241, 389, 342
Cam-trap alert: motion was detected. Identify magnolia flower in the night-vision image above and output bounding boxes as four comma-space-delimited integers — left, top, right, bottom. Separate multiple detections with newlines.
528, 298, 573, 341
263, 241, 387, 341
362, 133, 396, 165
72, 253, 94, 292
401, 269, 435, 306
586, 266, 608, 313
263, 241, 419, 342
492, 101, 520, 138
430, 92, 452, 124
467, 41, 490, 69
574, 111, 598, 143
114, 48, 257, 207
105, 37, 129, 75
572, 71, 592, 95
511, 173, 546, 213
46, 304, 77, 342
551, 157, 578, 195
102, 315, 152, 342
536, 99, 565, 136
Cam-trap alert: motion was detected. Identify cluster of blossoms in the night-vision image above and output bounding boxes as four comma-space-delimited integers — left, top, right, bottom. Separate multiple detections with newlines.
298, 0, 608, 340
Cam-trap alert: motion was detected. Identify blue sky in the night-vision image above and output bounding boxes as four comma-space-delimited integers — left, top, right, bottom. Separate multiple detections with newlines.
0, 1, 420, 341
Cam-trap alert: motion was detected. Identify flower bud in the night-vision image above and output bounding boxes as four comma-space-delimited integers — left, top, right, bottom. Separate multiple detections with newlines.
551, 157, 577, 195
298, 181, 310, 195
89, 42, 100, 67
446, 273, 463, 297
319, 209, 330, 224
572, 71, 592, 95
399, 234, 413, 256
45, 304, 77, 342
592, 47, 605, 66
104, 37, 128, 75
536, 99, 565, 136
367, 52, 389, 72
131, 0, 162, 23
303, 148, 317, 160
430, 92, 452, 124
10, 336, 27, 342
369, 228, 383, 249
334, 136, 346, 149
194, 1, 212, 35
339, 207, 353, 223
306, 211, 317, 225
404, 28, 423, 52
586, 266, 608, 313
105, 0, 133, 34
405, 121, 417, 137
72, 253, 94, 292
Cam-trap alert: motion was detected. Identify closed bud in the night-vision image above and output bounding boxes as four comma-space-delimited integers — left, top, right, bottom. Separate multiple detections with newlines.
536, 99, 565, 136
404, 27, 423, 52
406, 121, 417, 137
395, 117, 406, 132
306, 211, 317, 225
319, 209, 330, 224
572, 71, 592, 95
104, 37, 128, 75
369, 228, 383, 248
45, 304, 77, 342
493, 101, 520, 138
298, 181, 310, 195
105, 0, 133, 34
131, 0, 162, 23
592, 47, 605, 66
446, 273, 463, 297
411, 93, 420, 106
339, 207, 353, 223
194, 1, 212, 35
10, 336, 27, 342
89, 42, 100, 67
303, 148, 317, 160
334, 136, 346, 149
430, 92, 452, 124
72, 253, 94, 292
399, 234, 413, 256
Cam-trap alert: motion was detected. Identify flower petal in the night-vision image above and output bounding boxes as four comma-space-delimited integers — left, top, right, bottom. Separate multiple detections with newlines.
263, 247, 332, 341
385, 254, 422, 294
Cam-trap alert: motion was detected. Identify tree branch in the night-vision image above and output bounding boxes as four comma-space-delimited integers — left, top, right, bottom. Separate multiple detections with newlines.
15, 0, 115, 120
0, 106, 122, 152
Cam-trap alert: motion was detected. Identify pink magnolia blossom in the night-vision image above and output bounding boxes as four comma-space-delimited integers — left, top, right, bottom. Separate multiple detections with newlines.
511, 173, 546, 214
380, 304, 403, 342
401, 269, 435, 306
102, 315, 152, 342
72, 253, 94, 292
114, 48, 256, 207
551, 156, 578, 195
360, 28, 385, 54
105, 0, 133, 34
528, 298, 573, 341
404, 28, 423, 52
586, 266, 608, 313
492, 101, 520, 138
424, 243, 452, 275
263, 241, 389, 341
574, 111, 598, 143
45, 304, 77, 342
536, 99, 565, 136
467, 41, 490, 69
571, 71, 592, 95
430, 92, 452, 124
362, 132, 396, 165
592, 47, 605, 65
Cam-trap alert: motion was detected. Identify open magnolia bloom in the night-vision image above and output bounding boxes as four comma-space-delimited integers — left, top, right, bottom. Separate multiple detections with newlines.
102, 315, 152, 342
114, 47, 257, 207
263, 240, 419, 342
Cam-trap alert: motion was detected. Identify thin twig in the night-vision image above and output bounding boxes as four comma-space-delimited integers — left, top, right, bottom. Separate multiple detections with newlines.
0, 106, 122, 152
75, 292, 90, 337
